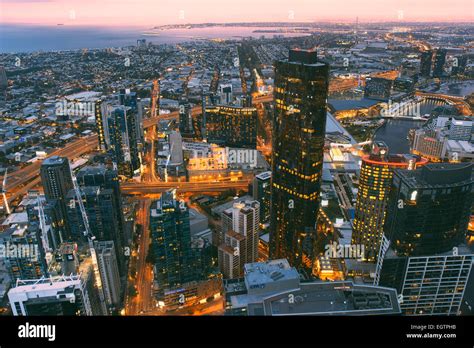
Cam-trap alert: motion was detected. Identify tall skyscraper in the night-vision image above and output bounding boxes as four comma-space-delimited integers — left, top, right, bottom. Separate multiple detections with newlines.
107, 106, 141, 178
204, 105, 257, 148
420, 50, 433, 77
40, 156, 74, 202
252, 171, 272, 225
149, 190, 203, 292
95, 99, 109, 152
119, 89, 144, 147
269, 49, 329, 272
65, 185, 125, 274
95, 240, 122, 308
76, 166, 125, 252
432, 48, 447, 78
40, 156, 74, 241
376, 163, 473, 315
352, 142, 428, 261
384, 163, 473, 256
218, 200, 260, 279
179, 98, 193, 136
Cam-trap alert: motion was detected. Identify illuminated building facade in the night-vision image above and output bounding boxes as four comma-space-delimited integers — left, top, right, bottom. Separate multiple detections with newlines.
94, 240, 122, 308
204, 105, 257, 148
179, 98, 193, 136
364, 77, 393, 101
107, 106, 141, 178
269, 49, 330, 272
351, 142, 428, 261
149, 190, 204, 293
384, 163, 473, 256
377, 162, 473, 316
8, 261, 106, 316
94, 99, 109, 152
218, 200, 260, 279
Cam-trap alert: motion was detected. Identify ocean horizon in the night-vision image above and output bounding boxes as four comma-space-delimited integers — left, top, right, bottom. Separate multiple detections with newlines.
0, 24, 309, 54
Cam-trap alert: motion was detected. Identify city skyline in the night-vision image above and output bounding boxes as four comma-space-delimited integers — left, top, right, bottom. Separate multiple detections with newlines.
1, 0, 473, 27
0, 2, 473, 344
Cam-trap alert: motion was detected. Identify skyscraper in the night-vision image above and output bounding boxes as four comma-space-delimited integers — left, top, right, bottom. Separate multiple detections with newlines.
40, 156, 74, 241
218, 200, 260, 278
352, 142, 428, 261
76, 166, 125, 246
40, 156, 74, 202
65, 185, 125, 274
432, 48, 447, 78
149, 190, 203, 292
384, 163, 473, 256
179, 98, 193, 136
420, 50, 433, 77
95, 99, 109, 152
269, 49, 329, 272
95, 240, 122, 308
107, 106, 141, 178
252, 171, 272, 225
376, 163, 474, 315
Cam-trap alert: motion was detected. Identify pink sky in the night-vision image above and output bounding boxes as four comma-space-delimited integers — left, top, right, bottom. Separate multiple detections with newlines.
1, 0, 473, 26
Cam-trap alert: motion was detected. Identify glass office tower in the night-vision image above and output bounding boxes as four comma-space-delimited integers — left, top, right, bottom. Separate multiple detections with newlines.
269, 49, 329, 272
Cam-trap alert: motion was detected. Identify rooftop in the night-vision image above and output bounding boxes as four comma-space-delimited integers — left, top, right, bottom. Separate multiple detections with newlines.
244, 259, 300, 290
261, 281, 400, 316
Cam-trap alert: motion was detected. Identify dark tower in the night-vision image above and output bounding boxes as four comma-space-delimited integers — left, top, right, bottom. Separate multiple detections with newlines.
269, 49, 329, 272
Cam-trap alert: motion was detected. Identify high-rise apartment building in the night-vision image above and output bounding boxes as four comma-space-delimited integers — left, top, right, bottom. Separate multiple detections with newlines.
95, 240, 122, 308
420, 50, 433, 77
352, 142, 428, 261
149, 190, 203, 292
432, 48, 447, 78
218, 200, 260, 279
204, 105, 257, 148
107, 106, 141, 178
269, 49, 330, 272
376, 163, 474, 315
252, 171, 272, 225
384, 163, 473, 256
40, 156, 74, 240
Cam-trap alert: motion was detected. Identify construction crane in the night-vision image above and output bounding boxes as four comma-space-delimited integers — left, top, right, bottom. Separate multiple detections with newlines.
164, 142, 173, 183
70, 164, 108, 315
1, 169, 11, 215
36, 195, 53, 265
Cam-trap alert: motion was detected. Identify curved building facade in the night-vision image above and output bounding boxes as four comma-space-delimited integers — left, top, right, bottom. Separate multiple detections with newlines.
351, 142, 428, 261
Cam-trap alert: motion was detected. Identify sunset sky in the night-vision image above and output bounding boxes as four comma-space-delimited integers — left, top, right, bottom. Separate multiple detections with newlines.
0, 0, 473, 26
